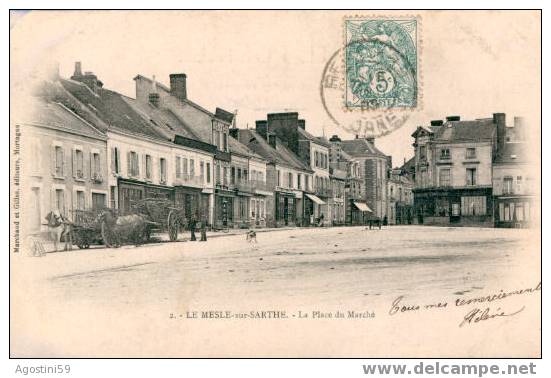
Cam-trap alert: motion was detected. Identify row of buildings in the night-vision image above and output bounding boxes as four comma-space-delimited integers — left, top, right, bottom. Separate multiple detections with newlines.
18, 62, 409, 238
17, 61, 534, 239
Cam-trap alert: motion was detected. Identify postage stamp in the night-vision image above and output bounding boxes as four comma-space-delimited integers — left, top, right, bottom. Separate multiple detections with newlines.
344, 18, 418, 110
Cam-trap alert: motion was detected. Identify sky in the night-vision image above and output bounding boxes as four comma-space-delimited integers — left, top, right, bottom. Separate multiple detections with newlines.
10, 10, 541, 166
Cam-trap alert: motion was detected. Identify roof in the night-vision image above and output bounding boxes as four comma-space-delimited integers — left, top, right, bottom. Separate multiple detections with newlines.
298, 128, 330, 147
494, 142, 529, 164
341, 138, 388, 158
434, 120, 496, 143
60, 78, 170, 142
228, 136, 265, 161
16, 97, 106, 140
236, 129, 313, 172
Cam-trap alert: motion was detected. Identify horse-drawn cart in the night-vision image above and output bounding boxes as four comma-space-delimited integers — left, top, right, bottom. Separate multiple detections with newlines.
131, 198, 187, 242
70, 209, 105, 249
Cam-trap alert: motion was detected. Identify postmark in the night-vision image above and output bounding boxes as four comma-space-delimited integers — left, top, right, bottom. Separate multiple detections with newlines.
320, 16, 421, 138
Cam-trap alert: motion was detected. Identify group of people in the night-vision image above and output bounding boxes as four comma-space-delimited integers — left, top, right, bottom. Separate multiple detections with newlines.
187, 214, 207, 242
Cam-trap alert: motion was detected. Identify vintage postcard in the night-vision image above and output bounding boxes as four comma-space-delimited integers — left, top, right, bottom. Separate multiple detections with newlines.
9, 10, 541, 358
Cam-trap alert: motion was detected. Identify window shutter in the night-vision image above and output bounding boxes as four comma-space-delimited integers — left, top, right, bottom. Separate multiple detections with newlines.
176, 157, 181, 178
50, 187, 56, 212
116, 148, 120, 173
136, 153, 140, 177
110, 147, 116, 174
142, 154, 147, 179
51, 145, 56, 176
62, 148, 67, 178
87, 150, 92, 179
127, 151, 131, 176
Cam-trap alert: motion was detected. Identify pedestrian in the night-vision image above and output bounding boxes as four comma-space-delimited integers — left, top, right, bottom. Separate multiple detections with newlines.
189, 213, 197, 241
199, 218, 207, 242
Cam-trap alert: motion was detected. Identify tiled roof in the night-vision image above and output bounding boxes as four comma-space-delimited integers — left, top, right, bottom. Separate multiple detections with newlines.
341, 138, 388, 158
17, 97, 106, 140
494, 142, 529, 164
434, 120, 495, 142
228, 136, 265, 161
60, 79, 170, 142
237, 129, 312, 172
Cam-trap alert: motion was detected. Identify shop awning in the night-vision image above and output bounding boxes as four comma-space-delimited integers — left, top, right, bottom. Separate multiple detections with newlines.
353, 201, 372, 212
305, 193, 326, 205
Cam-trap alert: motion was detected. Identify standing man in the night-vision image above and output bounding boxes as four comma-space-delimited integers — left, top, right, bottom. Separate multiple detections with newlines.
189, 212, 198, 241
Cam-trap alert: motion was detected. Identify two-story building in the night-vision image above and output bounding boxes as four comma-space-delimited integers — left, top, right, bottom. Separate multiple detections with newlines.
411, 115, 497, 226
492, 116, 535, 228
233, 128, 314, 227
16, 93, 109, 241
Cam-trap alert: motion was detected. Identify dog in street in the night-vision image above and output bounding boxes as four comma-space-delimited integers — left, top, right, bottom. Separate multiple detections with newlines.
246, 229, 257, 243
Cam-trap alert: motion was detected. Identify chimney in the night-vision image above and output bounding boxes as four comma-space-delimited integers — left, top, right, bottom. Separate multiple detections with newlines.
493, 113, 506, 151
70, 62, 101, 92
446, 116, 460, 122
169, 73, 187, 101
298, 119, 306, 130
329, 134, 341, 143
355, 134, 359, 139
229, 127, 239, 140
268, 134, 277, 149
430, 120, 444, 126
514, 116, 526, 141
256, 120, 268, 139
149, 93, 160, 107
73, 61, 82, 77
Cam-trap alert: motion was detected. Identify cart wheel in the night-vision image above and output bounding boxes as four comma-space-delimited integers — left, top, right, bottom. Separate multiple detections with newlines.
168, 211, 179, 241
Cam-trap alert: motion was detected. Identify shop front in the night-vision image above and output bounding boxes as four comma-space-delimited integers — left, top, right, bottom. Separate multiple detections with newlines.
303, 193, 326, 226
275, 190, 297, 227
118, 178, 174, 215
175, 186, 210, 227
214, 189, 235, 229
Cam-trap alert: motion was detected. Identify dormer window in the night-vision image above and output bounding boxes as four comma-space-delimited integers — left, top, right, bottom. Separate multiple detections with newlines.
440, 148, 450, 159
466, 147, 476, 159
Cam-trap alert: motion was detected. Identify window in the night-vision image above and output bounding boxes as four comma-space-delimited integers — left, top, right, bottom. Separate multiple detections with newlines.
182, 157, 188, 176
92, 152, 101, 178
297, 174, 302, 189
516, 176, 523, 193
440, 148, 450, 159
128, 151, 140, 177
288, 172, 293, 188
277, 170, 281, 186
55, 189, 65, 214
452, 203, 460, 216
175, 156, 181, 178
305, 175, 310, 190
190, 159, 195, 177
215, 164, 221, 184
112, 147, 120, 174
466, 168, 477, 186
223, 167, 228, 185
231, 167, 236, 184
74, 149, 84, 179
315, 151, 319, 167
110, 186, 116, 208
206, 162, 211, 183
159, 158, 167, 183
200, 161, 205, 181
503, 176, 513, 194
92, 193, 106, 210
214, 131, 220, 149
439, 168, 451, 187
243, 169, 248, 181
145, 154, 152, 180
466, 148, 476, 159
461, 196, 486, 216
223, 133, 228, 152
76, 190, 85, 210
419, 145, 426, 160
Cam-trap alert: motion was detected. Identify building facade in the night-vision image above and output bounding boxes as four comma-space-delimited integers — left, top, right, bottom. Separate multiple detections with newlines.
411, 115, 498, 227
492, 116, 535, 228
17, 98, 109, 239
387, 168, 414, 225
340, 137, 389, 221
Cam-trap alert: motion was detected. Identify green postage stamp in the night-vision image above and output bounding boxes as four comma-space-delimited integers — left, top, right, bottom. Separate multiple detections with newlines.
344, 17, 418, 110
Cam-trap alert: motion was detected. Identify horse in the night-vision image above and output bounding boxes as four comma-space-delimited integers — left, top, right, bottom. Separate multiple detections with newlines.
98, 210, 149, 247
45, 210, 72, 252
